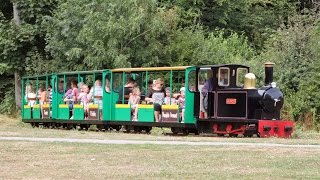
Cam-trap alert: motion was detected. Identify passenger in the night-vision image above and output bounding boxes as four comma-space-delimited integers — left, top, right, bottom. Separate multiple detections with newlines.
88, 79, 103, 109
117, 78, 136, 104
63, 81, 78, 119
78, 82, 84, 90
164, 87, 176, 105
145, 78, 165, 122
178, 87, 186, 123
78, 84, 90, 117
25, 84, 36, 107
47, 85, 52, 105
37, 86, 47, 105
63, 88, 74, 109
58, 80, 65, 93
71, 80, 79, 101
128, 87, 141, 121
105, 79, 111, 93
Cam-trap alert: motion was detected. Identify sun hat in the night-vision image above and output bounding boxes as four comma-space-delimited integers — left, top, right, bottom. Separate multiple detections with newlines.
180, 87, 185, 92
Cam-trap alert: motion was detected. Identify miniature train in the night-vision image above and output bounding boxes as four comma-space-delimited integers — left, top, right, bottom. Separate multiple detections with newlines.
21, 62, 294, 137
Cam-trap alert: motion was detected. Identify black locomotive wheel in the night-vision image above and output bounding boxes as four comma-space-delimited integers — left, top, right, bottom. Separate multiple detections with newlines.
31, 123, 35, 128
243, 133, 253, 137
229, 134, 238, 137
217, 133, 225, 137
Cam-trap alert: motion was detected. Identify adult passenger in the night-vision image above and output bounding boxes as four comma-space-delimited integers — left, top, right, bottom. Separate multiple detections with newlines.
25, 84, 36, 107
117, 78, 136, 104
88, 79, 103, 109
145, 78, 166, 122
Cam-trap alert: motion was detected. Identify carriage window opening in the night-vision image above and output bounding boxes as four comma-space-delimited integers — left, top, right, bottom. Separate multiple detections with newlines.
112, 73, 122, 92
104, 73, 111, 93
198, 68, 213, 91
218, 68, 230, 86
188, 70, 196, 92
236, 68, 248, 87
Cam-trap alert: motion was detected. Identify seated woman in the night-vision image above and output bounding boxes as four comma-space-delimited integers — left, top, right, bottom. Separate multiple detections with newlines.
128, 87, 141, 121
145, 78, 165, 122
117, 78, 136, 104
25, 84, 36, 107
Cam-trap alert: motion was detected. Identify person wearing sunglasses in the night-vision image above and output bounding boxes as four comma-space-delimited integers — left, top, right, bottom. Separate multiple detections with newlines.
145, 78, 166, 122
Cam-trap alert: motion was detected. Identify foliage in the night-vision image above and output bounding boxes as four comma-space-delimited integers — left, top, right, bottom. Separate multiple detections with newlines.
0, 84, 15, 115
166, 28, 255, 66
258, 11, 320, 129
1, 0, 320, 129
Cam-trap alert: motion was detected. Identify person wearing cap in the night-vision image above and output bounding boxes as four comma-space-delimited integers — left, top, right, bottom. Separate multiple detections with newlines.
178, 87, 186, 123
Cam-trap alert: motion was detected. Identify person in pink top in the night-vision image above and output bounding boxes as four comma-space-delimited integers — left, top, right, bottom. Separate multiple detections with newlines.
78, 84, 90, 116
128, 87, 140, 121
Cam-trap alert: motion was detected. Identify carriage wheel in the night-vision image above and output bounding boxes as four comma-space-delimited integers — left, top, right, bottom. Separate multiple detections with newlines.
134, 126, 142, 133
182, 129, 189, 135
171, 127, 179, 134
115, 125, 122, 131
145, 127, 152, 133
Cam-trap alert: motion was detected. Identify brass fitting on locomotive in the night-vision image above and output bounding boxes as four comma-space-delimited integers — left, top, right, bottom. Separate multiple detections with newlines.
244, 73, 256, 89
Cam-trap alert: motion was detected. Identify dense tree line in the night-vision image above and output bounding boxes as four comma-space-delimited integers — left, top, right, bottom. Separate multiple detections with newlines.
1, 0, 320, 130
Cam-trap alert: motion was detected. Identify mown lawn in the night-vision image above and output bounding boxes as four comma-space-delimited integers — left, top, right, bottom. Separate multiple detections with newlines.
1, 115, 320, 179
0, 141, 320, 179
1, 115, 320, 145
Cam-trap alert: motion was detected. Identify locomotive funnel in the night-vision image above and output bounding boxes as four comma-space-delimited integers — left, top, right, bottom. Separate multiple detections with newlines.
265, 62, 274, 86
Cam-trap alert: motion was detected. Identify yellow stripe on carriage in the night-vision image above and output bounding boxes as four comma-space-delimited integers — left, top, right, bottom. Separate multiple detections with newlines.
59, 104, 69, 108
33, 104, 40, 108
24, 105, 30, 109
42, 104, 50, 108
162, 105, 179, 110
115, 104, 130, 108
88, 104, 99, 109
73, 104, 83, 108
138, 104, 153, 109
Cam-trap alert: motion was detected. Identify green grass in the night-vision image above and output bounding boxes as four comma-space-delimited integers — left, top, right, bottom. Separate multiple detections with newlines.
0, 141, 319, 179
1, 114, 320, 145
1, 114, 320, 179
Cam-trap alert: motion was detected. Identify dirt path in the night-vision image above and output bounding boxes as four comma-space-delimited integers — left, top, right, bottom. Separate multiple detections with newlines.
1, 136, 320, 148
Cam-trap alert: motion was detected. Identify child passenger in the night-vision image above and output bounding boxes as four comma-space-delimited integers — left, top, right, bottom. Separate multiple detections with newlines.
128, 87, 140, 121
164, 87, 176, 105
78, 84, 90, 117
178, 87, 186, 123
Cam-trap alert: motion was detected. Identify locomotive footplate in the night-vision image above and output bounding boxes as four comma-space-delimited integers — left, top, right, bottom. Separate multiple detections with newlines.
196, 118, 259, 135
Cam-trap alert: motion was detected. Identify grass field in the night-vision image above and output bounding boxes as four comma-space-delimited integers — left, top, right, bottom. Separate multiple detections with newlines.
1, 115, 320, 179
1, 141, 320, 179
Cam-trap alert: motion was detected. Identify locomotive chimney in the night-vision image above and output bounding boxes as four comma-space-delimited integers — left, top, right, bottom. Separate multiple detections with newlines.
264, 62, 274, 86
